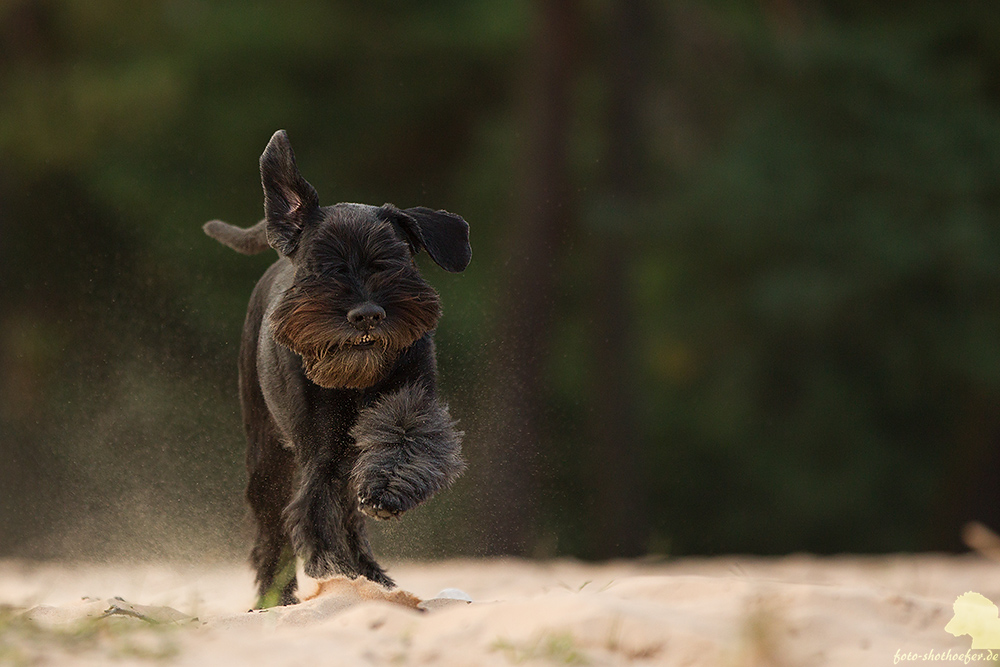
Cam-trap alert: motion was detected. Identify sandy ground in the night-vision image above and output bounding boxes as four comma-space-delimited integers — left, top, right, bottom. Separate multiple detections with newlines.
1, 554, 999, 666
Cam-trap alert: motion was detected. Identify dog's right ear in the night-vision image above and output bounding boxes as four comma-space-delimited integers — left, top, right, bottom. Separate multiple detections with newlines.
379, 204, 472, 273
260, 130, 320, 256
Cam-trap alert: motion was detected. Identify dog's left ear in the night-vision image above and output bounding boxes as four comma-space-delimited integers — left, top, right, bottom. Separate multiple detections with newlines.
260, 130, 320, 256
381, 205, 472, 273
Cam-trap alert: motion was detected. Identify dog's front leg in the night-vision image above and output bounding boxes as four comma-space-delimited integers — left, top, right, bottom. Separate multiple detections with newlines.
283, 450, 362, 580
351, 382, 465, 520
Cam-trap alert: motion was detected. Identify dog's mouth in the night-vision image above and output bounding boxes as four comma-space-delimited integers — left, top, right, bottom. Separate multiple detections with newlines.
344, 333, 379, 349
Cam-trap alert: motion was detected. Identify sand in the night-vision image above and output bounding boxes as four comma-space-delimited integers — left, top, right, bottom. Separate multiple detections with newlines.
1, 554, 998, 666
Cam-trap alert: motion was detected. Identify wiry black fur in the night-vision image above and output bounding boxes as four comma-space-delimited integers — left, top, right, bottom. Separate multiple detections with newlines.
351, 383, 465, 520
204, 130, 469, 605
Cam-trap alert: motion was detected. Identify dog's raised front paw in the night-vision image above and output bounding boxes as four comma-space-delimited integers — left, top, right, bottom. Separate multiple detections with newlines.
357, 493, 404, 521
350, 383, 465, 519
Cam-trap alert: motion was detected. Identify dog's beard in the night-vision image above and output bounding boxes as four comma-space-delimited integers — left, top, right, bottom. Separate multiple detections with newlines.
301, 345, 397, 389
268, 276, 441, 389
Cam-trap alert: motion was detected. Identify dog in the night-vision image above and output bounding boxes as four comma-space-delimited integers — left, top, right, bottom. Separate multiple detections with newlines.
203, 130, 470, 607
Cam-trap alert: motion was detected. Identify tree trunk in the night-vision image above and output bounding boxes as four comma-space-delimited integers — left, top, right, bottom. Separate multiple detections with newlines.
587, 0, 652, 559
476, 0, 579, 556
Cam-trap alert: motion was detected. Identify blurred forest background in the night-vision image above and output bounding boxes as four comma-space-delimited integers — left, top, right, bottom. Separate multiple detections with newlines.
2, 0, 999, 562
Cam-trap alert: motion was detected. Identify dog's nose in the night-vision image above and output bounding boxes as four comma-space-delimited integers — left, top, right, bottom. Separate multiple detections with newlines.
347, 302, 386, 330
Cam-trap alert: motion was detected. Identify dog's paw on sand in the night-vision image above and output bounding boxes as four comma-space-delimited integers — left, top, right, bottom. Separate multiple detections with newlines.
215, 576, 473, 630
216, 576, 423, 630
301, 576, 422, 610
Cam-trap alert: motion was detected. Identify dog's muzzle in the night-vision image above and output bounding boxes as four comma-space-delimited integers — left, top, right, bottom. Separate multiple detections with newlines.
347, 302, 386, 331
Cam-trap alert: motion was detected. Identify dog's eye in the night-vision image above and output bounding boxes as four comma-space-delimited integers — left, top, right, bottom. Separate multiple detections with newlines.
319, 265, 346, 279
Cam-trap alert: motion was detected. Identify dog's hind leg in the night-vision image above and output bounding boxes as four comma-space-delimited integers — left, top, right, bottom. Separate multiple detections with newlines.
246, 434, 298, 607
241, 269, 299, 607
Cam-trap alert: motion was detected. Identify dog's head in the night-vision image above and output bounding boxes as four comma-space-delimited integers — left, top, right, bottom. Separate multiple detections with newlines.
259, 130, 471, 389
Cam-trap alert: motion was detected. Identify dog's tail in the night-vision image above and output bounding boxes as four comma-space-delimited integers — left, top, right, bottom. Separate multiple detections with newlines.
203, 219, 271, 255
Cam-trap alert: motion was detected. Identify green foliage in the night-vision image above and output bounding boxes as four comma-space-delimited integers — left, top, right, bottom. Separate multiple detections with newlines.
0, 606, 180, 665
255, 544, 296, 609
0, 0, 523, 558
2, 0, 999, 558
491, 632, 590, 665
636, 4, 1000, 553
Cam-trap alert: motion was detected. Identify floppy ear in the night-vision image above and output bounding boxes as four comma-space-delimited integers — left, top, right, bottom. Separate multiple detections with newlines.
382, 204, 472, 272
260, 130, 320, 256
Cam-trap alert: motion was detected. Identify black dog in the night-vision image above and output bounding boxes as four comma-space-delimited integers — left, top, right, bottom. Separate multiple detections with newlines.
204, 130, 469, 607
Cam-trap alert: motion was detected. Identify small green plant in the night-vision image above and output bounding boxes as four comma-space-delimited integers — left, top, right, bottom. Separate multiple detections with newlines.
256, 543, 297, 609
0, 604, 180, 665
491, 631, 590, 665
732, 595, 786, 667
557, 580, 592, 593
